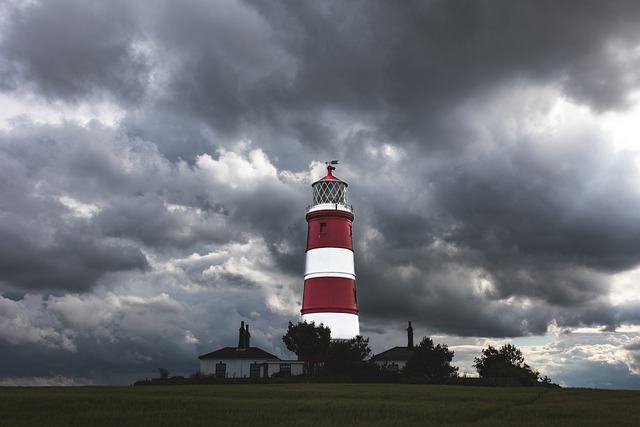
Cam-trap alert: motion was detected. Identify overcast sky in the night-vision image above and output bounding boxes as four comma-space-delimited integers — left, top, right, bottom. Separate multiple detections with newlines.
2, 0, 640, 388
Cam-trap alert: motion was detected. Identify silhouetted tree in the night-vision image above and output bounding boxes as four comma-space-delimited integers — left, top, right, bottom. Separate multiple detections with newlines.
282, 321, 331, 375
158, 368, 169, 379
403, 337, 458, 379
474, 344, 539, 386
325, 335, 372, 375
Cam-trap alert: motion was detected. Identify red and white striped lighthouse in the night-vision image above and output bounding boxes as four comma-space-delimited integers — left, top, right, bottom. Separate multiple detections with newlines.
301, 161, 359, 339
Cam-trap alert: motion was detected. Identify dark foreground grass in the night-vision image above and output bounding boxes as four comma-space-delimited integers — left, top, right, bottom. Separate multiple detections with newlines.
1, 384, 639, 426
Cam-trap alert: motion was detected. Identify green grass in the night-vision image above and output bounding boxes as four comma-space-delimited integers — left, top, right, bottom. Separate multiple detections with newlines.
1, 384, 639, 426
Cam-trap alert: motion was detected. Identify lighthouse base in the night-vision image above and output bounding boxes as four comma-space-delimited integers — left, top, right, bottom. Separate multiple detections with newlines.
302, 312, 360, 340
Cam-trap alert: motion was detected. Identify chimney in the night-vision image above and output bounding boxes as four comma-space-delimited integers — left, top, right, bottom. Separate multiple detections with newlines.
238, 321, 245, 349
244, 324, 251, 349
407, 321, 414, 349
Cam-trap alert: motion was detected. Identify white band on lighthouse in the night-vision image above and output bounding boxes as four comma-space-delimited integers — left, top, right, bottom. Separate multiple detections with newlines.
307, 203, 353, 214
305, 272, 355, 280
302, 312, 360, 340
305, 247, 355, 277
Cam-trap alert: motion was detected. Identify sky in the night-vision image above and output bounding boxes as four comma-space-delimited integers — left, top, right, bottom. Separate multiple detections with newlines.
1, 0, 640, 388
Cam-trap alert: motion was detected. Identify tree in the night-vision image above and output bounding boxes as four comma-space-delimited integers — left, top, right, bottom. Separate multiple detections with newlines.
325, 335, 372, 375
473, 344, 539, 386
403, 337, 458, 379
282, 321, 331, 375
158, 368, 169, 379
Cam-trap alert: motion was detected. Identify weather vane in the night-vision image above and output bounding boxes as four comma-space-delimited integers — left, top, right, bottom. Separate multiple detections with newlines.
325, 160, 339, 165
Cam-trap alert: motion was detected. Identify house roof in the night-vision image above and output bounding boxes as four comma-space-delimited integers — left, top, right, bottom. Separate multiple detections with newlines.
371, 346, 414, 362
198, 346, 280, 360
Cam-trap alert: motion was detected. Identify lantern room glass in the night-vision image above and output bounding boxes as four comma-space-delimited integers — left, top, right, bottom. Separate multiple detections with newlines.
312, 180, 348, 206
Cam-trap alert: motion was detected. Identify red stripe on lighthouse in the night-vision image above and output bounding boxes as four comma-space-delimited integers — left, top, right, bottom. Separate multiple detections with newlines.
301, 276, 358, 315
306, 211, 354, 251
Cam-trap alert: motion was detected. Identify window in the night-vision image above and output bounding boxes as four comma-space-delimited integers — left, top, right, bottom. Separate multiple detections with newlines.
386, 363, 399, 373
215, 363, 226, 378
250, 364, 261, 378
279, 364, 291, 376
320, 223, 327, 234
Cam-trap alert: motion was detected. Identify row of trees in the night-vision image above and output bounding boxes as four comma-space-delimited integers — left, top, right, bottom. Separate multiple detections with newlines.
283, 321, 551, 386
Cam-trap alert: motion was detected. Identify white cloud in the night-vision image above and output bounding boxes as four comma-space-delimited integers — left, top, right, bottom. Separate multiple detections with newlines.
0, 93, 125, 130
609, 267, 640, 305
57, 195, 102, 218
199, 235, 300, 314
195, 144, 278, 190
0, 294, 77, 351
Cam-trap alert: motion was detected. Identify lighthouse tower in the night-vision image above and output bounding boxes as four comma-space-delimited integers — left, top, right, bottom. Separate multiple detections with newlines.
301, 161, 359, 339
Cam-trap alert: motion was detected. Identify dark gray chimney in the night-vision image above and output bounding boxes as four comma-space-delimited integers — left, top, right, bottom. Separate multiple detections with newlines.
407, 321, 414, 349
238, 321, 245, 349
244, 324, 251, 349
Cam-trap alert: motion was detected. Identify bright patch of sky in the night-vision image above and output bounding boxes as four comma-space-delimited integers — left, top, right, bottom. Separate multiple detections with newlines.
0, 92, 124, 129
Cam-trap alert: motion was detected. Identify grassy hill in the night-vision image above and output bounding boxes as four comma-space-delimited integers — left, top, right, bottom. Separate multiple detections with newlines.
1, 383, 639, 426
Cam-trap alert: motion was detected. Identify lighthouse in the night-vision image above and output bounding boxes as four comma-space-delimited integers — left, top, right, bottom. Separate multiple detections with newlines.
301, 161, 359, 339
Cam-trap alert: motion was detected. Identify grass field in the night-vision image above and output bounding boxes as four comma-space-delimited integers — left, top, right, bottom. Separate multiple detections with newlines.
1, 384, 639, 426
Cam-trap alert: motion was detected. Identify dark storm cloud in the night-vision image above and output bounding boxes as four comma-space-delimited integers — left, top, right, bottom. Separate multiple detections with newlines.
428, 132, 640, 307
114, 0, 296, 159
0, 126, 149, 292
94, 194, 230, 249
334, 68, 640, 334
0, 292, 200, 383
354, 134, 640, 334
117, 0, 640, 159
245, 0, 640, 147
0, 220, 147, 292
4, 0, 640, 147
0, 0, 150, 104
434, 141, 640, 271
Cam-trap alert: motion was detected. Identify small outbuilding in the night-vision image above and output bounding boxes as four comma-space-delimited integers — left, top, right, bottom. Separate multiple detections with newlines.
371, 321, 416, 373
198, 322, 304, 378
